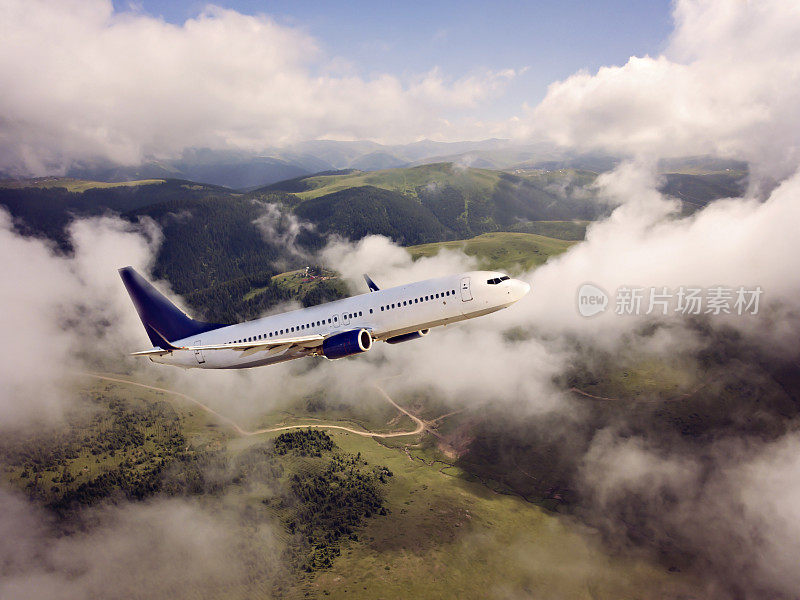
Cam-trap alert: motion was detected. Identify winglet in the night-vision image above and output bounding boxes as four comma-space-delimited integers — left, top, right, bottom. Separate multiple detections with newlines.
363, 274, 380, 292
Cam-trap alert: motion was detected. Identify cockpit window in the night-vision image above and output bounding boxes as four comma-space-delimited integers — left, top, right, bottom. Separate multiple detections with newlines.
487, 275, 511, 285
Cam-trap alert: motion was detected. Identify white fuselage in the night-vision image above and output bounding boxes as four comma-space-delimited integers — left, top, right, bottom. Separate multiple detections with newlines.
151, 270, 529, 369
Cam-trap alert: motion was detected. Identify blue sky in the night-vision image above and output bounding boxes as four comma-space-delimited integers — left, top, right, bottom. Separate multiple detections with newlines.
115, 0, 674, 117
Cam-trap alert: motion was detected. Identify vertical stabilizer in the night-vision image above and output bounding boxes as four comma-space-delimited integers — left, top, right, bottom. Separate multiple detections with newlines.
119, 267, 223, 346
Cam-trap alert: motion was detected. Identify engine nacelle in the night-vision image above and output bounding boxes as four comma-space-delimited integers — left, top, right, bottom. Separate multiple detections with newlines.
385, 329, 430, 345
321, 328, 373, 359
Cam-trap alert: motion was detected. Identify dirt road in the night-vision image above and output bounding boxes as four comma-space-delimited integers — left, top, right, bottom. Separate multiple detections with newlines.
82, 373, 425, 438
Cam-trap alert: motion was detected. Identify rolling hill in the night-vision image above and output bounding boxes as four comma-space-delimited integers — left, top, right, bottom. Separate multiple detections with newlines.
407, 232, 576, 273
293, 185, 450, 245
258, 163, 608, 241
0, 177, 232, 249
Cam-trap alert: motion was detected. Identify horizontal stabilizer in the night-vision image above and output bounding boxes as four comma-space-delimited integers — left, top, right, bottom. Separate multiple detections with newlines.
131, 348, 173, 357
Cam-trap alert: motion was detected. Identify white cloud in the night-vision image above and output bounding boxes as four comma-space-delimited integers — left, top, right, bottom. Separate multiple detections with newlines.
0, 492, 284, 600
0, 0, 514, 175
502, 161, 800, 355
520, 0, 800, 181
0, 211, 159, 425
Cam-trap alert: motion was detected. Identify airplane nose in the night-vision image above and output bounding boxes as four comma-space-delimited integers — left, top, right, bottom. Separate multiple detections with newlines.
510, 279, 531, 300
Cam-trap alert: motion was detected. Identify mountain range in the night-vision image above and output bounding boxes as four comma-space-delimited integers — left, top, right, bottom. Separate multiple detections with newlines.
53, 140, 748, 191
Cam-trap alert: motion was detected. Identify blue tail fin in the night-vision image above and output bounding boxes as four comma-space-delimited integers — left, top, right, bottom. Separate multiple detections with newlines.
119, 267, 223, 346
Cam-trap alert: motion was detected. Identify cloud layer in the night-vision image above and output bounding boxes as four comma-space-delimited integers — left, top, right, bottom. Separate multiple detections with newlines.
523, 0, 800, 181
0, 211, 159, 424
0, 0, 514, 175
0, 491, 284, 600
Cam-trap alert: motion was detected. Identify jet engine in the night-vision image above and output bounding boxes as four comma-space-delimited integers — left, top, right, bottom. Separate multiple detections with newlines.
321, 328, 373, 359
385, 329, 430, 344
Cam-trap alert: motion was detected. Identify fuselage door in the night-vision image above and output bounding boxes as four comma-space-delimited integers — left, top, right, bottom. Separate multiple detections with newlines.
342, 312, 351, 326
193, 339, 205, 364
460, 277, 473, 301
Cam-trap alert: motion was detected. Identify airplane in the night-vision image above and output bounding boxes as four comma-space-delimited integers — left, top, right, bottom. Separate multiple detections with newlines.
119, 267, 531, 369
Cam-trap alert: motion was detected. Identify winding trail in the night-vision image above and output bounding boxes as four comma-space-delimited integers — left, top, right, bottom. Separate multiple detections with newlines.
80, 373, 424, 438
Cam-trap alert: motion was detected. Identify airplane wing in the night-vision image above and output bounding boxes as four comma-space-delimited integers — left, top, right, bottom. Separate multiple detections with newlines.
131, 334, 325, 358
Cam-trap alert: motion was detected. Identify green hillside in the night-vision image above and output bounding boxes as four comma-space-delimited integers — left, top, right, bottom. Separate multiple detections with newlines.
508, 219, 588, 240
660, 172, 748, 208
261, 163, 607, 242
1, 375, 701, 598
263, 163, 499, 200
0, 177, 233, 249
407, 231, 576, 273
0, 177, 167, 192
124, 194, 331, 322
294, 185, 450, 245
